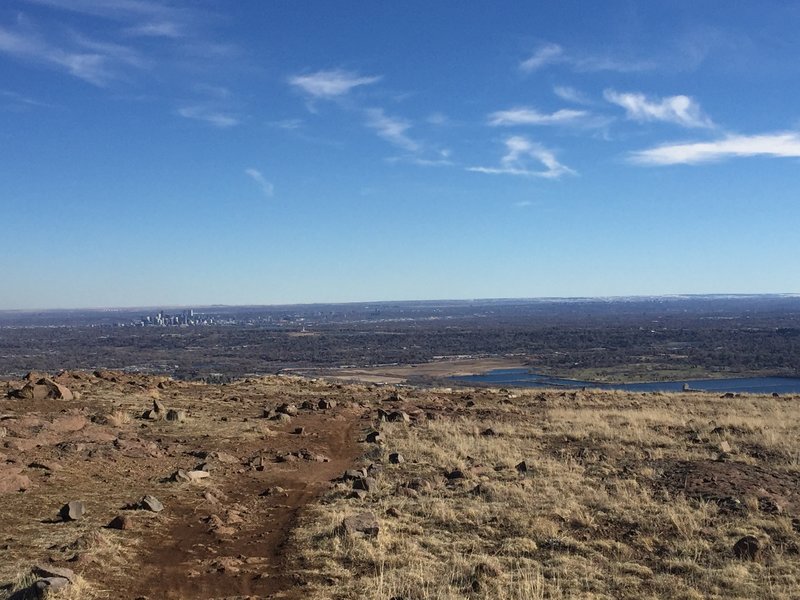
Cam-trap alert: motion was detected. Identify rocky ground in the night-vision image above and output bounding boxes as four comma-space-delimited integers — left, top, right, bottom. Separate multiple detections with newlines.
2, 373, 800, 599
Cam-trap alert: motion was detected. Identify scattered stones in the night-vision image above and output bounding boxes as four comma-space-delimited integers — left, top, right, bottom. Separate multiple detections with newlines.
139, 495, 163, 512
365, 431, 382, 444
107, 514, 132, 530
389, 452, 404, 464
60, 500, 85, 521
733, 535, 761, 561
341, 512, 380, 537
165, 409, 186, 422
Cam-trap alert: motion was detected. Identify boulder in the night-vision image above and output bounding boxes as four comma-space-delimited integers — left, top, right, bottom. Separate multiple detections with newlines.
733, 535, 761, 561
341, 512, 379, 537
277, 403, 298, 416
34, 576, 71, 595
353, 477, 378, 493
33, 565, 76, 583
387, 411, 410, 423
59, 501, 85, 521
0, 467, 32, 494
107, 514, 132, 530
8, 378, 74, 401
165, 409, 186, 422
139, 495, 164, 512
389, 452, 404, 464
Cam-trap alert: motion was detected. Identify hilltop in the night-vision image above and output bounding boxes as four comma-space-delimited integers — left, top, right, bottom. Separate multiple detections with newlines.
1, 372, 799, 599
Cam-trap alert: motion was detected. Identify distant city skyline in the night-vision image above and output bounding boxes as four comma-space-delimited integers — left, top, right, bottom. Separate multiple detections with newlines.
2, 1, 799, 309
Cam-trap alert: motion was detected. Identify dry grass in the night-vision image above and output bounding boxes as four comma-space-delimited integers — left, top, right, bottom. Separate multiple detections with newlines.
292, 388, 800, 599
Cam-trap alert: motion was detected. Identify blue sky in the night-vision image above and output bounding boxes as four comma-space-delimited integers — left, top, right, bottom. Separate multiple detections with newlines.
2, 1, 799, 309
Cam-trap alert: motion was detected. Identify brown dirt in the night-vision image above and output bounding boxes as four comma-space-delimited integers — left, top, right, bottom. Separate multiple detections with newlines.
0, 372, 372, 600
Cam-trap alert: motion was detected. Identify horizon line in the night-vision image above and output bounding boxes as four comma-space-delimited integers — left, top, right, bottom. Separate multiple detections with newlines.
2, 292, 799, 314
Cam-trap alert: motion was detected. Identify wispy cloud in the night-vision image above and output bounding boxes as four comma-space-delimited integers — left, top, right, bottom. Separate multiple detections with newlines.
553, 85, 591, 105
519, 42, 563, 72
245, 168, 274, 197
267, 118, 303, 130
24, 0, 180, 20
0, 24, 142, 85
520, 42, 653, 74
177, 105, 239, 127
469, 136, 575, 179
365, 108, 420, 152
289, 69, 381, 99
124, 21, 184, 38
488, 106, 588, 126
604, 89, 713, 128
630, 132, 800, 165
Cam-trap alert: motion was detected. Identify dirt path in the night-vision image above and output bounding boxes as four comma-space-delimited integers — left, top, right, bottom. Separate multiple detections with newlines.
128, 407, 366, 599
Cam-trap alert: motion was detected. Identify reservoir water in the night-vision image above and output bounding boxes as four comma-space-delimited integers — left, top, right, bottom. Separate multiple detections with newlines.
452, 368, 800, 394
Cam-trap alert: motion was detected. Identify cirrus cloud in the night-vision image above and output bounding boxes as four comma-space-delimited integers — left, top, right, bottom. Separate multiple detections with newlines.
604, 89, 713, 128
289, 69, 381, 99
630, 132, 800, 165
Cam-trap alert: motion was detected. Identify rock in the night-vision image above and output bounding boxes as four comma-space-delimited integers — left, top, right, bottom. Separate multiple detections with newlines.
300, 399, 316, 410
342, 469, 367, 481
719, 440, 732, 453
389, 452, 404, 464
60, 501, 85, 521
259, 486, 285, 496
445, 469, 466, 480
272, 413, 292, 424
142, 409, 161, 421
152, 399, 166, 414
277, 403, 298, 416
353, 477, 377, 493
33, 565, 76, 583
165, 409, 186, 422
341, 512, 379, 537
293, 427, 305, 435
733, 535, 761, 561
387, 411, 410, 423
139, 495, 163, 512
0, 467, 32, 494
172, 469, 210, 483
365, 431, 382, 444
480, 428, 497, 437
34, 576, 71, 594
50, 415, 88, 433
107, 514, 132, 530
349, 490, 367, 500
377, 408, 390, 421
8, 378, 74, 401
516, 461, 528, 476
318, 399, 336, 409
386, 507, 401, 518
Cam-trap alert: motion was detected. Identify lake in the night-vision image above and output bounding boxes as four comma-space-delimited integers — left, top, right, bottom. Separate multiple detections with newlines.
452, 368, 800, 394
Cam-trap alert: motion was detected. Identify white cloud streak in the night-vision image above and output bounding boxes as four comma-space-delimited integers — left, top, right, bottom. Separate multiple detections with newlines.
0, 25, 142, 85
488, 107, 588, 126
553, 85, 590, 105
245, 168, 274, 197
365, 108, 420, 152
469, 136, 575, 179
604, 89, 713, 128
289, 69, 381, 98
630, 132, 800, 165
519, 43, 563, 72
177, 105, 239, 127
520, 42, 653, 74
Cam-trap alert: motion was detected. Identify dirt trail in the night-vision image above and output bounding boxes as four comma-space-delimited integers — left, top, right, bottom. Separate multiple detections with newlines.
130, 408, 366, 599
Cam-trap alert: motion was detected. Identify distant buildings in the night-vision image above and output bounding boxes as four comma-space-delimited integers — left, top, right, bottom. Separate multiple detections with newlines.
131, 309, 214, 327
